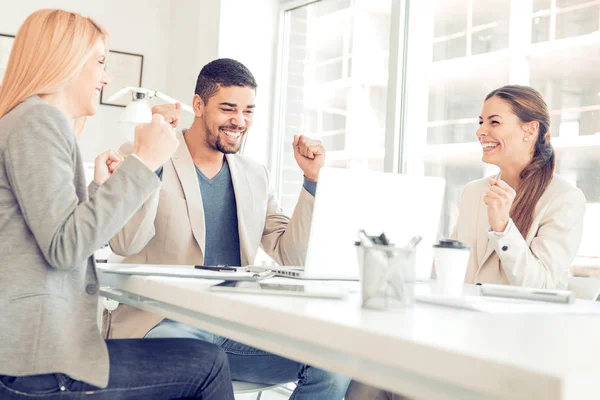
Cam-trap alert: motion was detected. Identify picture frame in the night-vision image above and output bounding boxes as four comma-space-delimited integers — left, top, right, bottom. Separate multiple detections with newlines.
100, 50, 144, 107
0, 33, 15, 84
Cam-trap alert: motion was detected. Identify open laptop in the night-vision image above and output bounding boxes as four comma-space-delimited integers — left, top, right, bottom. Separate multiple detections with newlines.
271, 167, 445, 281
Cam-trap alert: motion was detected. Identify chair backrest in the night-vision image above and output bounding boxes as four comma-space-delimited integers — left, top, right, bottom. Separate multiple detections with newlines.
232, 380, 280, 394
568, 276, 600, 301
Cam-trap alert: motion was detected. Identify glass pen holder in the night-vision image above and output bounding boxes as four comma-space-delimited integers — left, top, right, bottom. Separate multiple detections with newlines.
356, 243, 417, 310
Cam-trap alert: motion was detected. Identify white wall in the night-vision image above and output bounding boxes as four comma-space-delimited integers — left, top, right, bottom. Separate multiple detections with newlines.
0, 0, 281, 167
166, 0, 222, 130
218, 0, 281, 168
165, 0, 282, 167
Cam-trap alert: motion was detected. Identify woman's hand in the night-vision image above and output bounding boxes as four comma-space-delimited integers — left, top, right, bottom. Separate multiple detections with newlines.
93, 149, 123, 185
483, 177, 516, 232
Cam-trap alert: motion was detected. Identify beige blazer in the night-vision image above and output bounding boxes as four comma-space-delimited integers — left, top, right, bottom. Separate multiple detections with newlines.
452, 174, 586, 289
106, 130, 315, 338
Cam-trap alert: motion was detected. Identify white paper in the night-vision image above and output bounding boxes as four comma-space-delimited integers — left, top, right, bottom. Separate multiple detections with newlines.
101, 264, 273, 281
417, 294, 600, 315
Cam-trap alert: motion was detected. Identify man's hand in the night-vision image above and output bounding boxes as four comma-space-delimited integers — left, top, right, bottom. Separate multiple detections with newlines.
483, 177, 516, 232
152, 103, 181, 128
293, 134, 325, 182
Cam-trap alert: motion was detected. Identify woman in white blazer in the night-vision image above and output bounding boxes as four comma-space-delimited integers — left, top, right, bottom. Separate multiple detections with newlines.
453, 84, 585, 289
345, 86, 586, 400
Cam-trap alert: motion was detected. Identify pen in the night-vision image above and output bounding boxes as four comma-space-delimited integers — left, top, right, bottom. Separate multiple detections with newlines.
404, 235, 422, 251
357, 230, 375, 247
194, 265, 238, 272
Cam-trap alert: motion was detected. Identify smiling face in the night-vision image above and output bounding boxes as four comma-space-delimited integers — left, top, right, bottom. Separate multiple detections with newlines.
476, 95, 537, 170
195, 85, 256, 154
63, 38, 110, 118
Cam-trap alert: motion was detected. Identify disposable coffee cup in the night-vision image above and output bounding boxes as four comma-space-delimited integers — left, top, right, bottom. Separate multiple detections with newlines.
433, 240, 470, 296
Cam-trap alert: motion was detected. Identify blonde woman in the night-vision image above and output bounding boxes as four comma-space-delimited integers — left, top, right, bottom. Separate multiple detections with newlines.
346, 85, 586, 399
0, 9, 234, 399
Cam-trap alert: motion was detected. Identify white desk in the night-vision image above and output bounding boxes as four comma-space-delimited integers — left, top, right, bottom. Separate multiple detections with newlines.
98, 265, 600, 400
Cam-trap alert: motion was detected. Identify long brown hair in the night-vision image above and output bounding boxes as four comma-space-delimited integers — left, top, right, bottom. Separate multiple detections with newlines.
485, 85, 555, 238
0, 9, 108, 132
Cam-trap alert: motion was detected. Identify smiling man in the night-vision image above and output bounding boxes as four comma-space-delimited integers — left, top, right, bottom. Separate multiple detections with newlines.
105, 58, 350, 400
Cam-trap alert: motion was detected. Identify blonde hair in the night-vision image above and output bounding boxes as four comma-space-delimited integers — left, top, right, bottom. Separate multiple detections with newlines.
0, 9, 108, 130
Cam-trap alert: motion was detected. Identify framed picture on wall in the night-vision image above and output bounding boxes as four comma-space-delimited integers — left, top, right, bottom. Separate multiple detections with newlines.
100, 50, 144, 107
0, 34, 15, 84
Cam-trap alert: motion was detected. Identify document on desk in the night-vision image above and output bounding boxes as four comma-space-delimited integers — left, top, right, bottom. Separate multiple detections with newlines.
417, 294, 600, 315
100, 264, 275, 281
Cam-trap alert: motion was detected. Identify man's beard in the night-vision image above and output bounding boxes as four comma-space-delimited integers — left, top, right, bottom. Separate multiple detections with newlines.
205, 120, 244, 154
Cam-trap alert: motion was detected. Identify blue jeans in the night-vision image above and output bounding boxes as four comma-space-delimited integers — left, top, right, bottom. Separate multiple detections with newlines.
146, 319, 350, 400
0, 338, 234, 399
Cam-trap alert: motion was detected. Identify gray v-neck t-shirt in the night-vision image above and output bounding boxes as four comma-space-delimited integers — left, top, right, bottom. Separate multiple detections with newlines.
195, 160, 242, 266
155, 149, 317, 266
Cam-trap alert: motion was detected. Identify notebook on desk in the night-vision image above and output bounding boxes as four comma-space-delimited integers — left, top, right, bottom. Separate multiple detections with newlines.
271, 167, 445, 281
100, 264, 275, 281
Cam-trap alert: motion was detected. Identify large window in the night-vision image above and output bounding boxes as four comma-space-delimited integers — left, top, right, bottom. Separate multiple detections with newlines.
275, 0, 392, 213
403, 0, 600, 261
275, 0, 600, 263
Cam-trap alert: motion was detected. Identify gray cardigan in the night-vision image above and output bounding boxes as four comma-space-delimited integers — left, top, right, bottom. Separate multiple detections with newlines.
0, 96, 161, 387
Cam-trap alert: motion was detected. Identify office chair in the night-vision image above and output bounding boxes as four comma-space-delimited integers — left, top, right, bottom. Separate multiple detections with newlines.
232, 380, 282, 399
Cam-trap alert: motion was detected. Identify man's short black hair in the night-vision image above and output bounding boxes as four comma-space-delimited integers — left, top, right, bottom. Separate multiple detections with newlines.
194, 58, 257, 104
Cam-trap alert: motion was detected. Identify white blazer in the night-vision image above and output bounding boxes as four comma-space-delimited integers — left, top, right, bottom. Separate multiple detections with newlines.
452, 174, 586, 288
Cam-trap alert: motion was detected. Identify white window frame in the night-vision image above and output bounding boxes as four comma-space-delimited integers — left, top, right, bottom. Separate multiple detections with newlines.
271, 0, 411, 200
